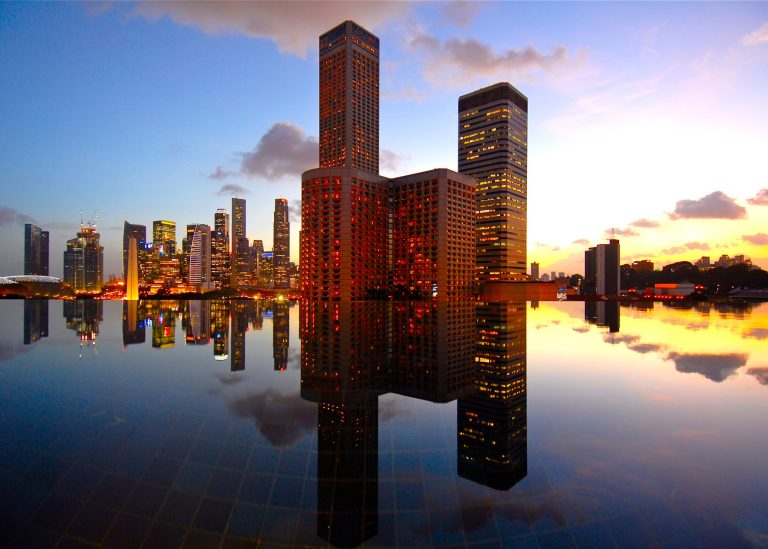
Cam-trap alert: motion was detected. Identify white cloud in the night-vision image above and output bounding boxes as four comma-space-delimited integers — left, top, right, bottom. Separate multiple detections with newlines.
742, 21, 768, 47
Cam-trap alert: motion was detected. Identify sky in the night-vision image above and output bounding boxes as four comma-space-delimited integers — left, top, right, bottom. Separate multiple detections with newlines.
1, 1, 767, 278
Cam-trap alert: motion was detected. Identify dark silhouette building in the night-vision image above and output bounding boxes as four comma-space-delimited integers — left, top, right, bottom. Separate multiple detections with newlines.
584, 239, 620, 296
24, 223, 49, 276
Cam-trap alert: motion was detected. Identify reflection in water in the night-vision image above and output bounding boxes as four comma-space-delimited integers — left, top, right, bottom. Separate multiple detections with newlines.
300, 301, 527, 546
122, 300, 145, 346
458, 301, 527, 490
23, 299, 48, 345
211, 300, 229, 360
231, 301, 247, 372
585, 301, 620, 333
184, 300, 211, 345
273, 301, 289, 371
63, 299, 102, 357
146, 300, 178, 349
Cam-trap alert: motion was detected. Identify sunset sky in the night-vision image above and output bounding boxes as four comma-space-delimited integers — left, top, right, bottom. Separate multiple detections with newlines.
1, 1, 767, 277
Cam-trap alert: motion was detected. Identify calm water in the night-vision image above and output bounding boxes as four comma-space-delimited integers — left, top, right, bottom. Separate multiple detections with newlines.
0, 299, 766, 548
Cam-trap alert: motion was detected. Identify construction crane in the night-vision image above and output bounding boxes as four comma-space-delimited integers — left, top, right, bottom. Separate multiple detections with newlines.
80, 209, 100, 231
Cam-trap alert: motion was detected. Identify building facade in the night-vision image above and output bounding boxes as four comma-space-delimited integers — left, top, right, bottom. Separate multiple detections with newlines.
584, 239, 620, 296
63, 226, 103, 293
459, 82, 528, 283
123, 221, 146, 284
231, 197, 250, 289
273, 199, 290, 289
211, 209, 230, 289
188, 224, 212, 289
302, 20, 476, 300
24, 224, 50, 276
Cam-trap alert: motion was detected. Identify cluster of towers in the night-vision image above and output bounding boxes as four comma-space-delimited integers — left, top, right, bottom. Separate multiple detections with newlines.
123, 197, 292, 297
301, 21, 528, 300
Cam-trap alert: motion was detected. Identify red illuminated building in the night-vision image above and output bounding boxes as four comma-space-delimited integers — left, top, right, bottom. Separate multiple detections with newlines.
302, 21, 476, 300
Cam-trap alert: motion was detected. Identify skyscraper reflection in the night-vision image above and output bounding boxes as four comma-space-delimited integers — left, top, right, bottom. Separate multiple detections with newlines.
122, 300, 145, 346
23, 299, 48, 345
146, 300, 177, 349
211, 300, 230, 361
231, 300, 247, 372
301, 300, 479, 546
184, 300, 211, 345
272, 301, 289, 371
458, 301, 528, 490
63, 300, 103, 357
585, 301, 620, 333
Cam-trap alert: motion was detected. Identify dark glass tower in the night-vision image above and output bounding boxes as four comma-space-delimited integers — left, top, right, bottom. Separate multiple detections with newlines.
273, 198, 290, 289
24, 223, 49, 276
459, 82, 528, 282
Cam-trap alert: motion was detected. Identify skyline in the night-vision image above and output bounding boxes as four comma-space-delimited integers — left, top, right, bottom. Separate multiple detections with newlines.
1, 2, 768, 277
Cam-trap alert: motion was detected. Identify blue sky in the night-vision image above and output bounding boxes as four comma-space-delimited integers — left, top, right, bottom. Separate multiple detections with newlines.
1, 1, 767, 277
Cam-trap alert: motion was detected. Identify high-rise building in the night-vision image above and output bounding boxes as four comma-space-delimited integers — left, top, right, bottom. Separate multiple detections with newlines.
459, 82, 528, 283
302, 21, 476, 300
188, 224, 212, 289
273, 199, 290, 289
126, 236, 139, 300
530, 262, 539, 281
251, 239, 264, 287
152, 220, 176, 256
123, 221, 146, 284
211, 209, 230, 289
63, 225, 103, 293
231, 198, 249, 289
24, 224, 49, 276
319, 20, 379, 174
584, 239, 620, 296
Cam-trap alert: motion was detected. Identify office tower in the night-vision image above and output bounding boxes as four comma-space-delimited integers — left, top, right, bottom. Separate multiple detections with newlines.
231, 198, 251, 289
259, 250, 274, 288
459, 82, 528, 283
188, 224, 212, 289
126, 236, 139, 300
530, 262, 539, 281
584, 239, 620, 296
273, 198, 290, 289
251, 239, 264, 287
211, 209, 230, 289
458, 301, 527, 490
24, 299, 49, 345
123, 222, 146, 284
152, 220, 176, 255
272, 301, 289, 371
24, 224, 49, 276
303, 21, 476, 300
319, 20, 379, 173
63, 225, 103, 293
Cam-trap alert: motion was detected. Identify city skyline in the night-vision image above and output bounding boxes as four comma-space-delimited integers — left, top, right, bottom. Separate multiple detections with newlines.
1, 2, 768, 277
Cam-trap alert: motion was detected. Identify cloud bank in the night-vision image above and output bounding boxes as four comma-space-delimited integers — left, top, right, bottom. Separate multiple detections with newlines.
669, 191, 747, 220
747, 188, 768, 206
743, 233, 768, 246
0, 205, 37, 226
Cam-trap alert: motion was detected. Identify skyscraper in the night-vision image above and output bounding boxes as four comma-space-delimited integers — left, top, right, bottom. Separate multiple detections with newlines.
211, 209, 230, 289
231, 197, 249, 289
188, 224, 212, 290
273, 198, 290, 289
152, 220, 176, 256
302, 20, 476, 300
126, 236, 139, 300
459, 82, 528, 283
123, 221, 146, 284
63, 225, 103, 293
319, 20, 379, 174
24, 224, 49, 276
530, 262, 539, 281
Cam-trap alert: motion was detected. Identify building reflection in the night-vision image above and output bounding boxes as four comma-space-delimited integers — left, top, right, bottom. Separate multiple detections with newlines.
184, 300, 211, 345
145, 300, 178, 349
211, 300, 230, 361
272, 301, 289, 371
63, 300, 103, 357
301, 300, 488, 546
231, 300, 247, 372
122, 300, 145, 346
458, 301, 528, 490
23, 299, 49, 345
585, 301, 620, 332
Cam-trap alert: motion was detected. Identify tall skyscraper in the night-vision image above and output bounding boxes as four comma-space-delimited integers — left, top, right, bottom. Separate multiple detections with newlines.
188, 224, 212, 289
584, 239, 620, 296
123, 221, 146, 283
126, 236, 139, 300
319, 20, 379, 174
459, 82, 528, 283
273, 198, 290, 289
211, 209, 230, 289
231, 197, 249, 289
63, 225, 103, 293
302, 20, 476, 300
24, 224, 49, 276
251, 239, 264, 287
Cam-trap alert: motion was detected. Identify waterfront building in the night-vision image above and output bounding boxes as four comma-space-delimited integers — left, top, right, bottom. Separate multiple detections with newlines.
231, 198, 250, 289
211, 209, 230, 289
24, 224, 49, 276
459, 82, 528, 283
273, 199, 290, 289
530, 262, 539, 281
123, 222, 146, 284
63, 225, 103, 293
302, 20, 476, 300
188, 224, 212, 290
